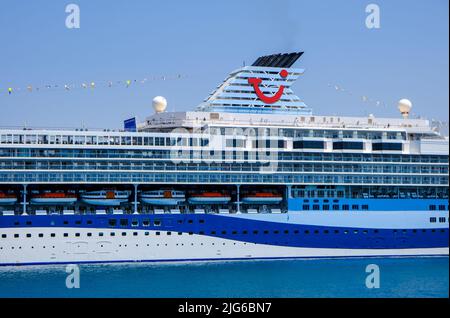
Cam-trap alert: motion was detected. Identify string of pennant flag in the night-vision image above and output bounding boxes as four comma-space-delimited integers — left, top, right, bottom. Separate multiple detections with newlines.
1, 74, 187, 95
326, 83, 450, 128
327, 83, 387, 108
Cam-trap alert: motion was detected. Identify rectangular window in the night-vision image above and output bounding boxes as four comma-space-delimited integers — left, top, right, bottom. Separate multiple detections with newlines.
333, 204, 340, 210
342, 204, 350, 210
293, 140, 324, 149
120, 219, 128, 226
108, 219, 117, 227
333, 142, 363, 150
372, 143, 402, 151
302, 205, 310, 210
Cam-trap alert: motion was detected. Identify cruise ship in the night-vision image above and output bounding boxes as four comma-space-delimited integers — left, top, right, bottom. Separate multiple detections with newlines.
0, 52, 448, 266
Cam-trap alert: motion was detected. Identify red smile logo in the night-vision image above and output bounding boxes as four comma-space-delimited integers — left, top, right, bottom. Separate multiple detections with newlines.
248, 69, 288, 104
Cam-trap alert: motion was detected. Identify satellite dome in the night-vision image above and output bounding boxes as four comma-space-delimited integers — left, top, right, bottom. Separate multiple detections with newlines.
152, 96, 167, 113
398, 99, 412, 118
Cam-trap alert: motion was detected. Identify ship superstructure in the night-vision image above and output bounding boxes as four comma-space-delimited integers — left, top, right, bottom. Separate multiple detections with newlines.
0, 52, 448, 265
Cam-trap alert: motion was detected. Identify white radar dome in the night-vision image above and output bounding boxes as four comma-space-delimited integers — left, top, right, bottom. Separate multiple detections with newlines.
398, 98, 412, 119
153, 96, 167, 113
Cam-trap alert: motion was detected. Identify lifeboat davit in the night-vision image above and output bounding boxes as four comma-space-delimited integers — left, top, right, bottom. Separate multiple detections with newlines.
140, 190, 185, 206
0, 192, 17, 205
188, 192, 231, 205
81, 190, 130, 206
30, 192, 77, 205
242, 192, 283, 204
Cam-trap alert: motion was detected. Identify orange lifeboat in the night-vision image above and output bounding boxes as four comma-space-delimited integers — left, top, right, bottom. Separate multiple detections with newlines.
188, 192, 231, 205
30, 191, 77, 205
242, 192, 283, 204
0, 191, 17, 205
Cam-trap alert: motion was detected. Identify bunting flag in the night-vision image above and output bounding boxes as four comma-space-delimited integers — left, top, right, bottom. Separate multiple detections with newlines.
1, 74, 187, 96
328, 83, 387, 108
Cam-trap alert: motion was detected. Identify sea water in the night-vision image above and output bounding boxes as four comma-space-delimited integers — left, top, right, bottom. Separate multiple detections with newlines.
0, 257, 448, 298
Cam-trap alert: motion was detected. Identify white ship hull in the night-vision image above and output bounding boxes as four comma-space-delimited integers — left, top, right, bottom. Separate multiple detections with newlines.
188, 197, 231, 204
81, 198, 128, 206
141, 198, 185, 206
0, 198, 17, 205
242, 197, 283, 204
0, 227, 447, 266
31, 198, 77, 205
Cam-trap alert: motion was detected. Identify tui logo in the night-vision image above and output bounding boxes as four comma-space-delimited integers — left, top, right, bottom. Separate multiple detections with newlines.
248, 69, 288, 104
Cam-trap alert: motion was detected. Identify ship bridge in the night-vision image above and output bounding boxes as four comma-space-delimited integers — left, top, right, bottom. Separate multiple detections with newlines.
196, 52, 312, 115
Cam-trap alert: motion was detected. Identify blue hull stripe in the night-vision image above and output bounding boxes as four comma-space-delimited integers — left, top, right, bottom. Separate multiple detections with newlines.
1, 214, 448, 249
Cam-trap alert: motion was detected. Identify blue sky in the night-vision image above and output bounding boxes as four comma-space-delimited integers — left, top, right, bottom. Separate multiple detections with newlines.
0, 0, 448, 128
